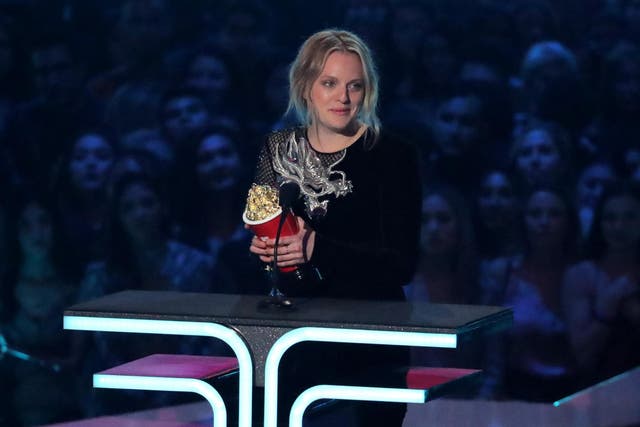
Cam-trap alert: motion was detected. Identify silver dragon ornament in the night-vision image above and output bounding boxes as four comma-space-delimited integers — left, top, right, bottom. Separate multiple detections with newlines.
272, 132, 353, 217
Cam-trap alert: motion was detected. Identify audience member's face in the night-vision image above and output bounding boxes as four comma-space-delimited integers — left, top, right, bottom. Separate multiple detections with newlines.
163, 96, 210, 143
612, 59, 640, 115
525, 190, 568, 250
577, 164, 616, 208
432, 96, 482, 156
514, 6, 551, 47
197, 134, 241, 192
421, 194, 458, 256
120, 128, 175, 171
601, 195, 640, 252
31, 44, 82, 105
118, 182, 162, 243
69, 134, 115, 192
113, 0, 173, 61
219, 10, 266, 55
344, 0, 388, 47
391, 5, 429, 59
18, 202, 53, 259
515, 129, 561, 185
186, 55, 230, 107
478, 172, 517, 229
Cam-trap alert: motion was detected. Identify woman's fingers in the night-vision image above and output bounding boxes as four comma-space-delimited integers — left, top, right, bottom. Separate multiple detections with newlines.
248, 215, 314, 268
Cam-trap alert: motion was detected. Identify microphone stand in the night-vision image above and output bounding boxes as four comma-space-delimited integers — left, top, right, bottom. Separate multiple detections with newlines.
259, 209, 295, 309
258, 181, 301, 310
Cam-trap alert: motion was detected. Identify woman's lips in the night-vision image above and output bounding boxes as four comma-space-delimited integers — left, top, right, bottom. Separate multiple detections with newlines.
330, 108, 350, 115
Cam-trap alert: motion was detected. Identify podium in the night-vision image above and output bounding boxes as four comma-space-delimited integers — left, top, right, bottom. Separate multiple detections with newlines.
63, 290, 512, 427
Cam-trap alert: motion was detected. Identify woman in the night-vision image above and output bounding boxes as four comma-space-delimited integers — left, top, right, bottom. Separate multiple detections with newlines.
574, 160, 617, 239
482, 186, 580, 401
56, 129, 116, 269
405, 187, 478, 306
509, 121, 575, 195
404, 187, 483, 379
475, 168, 522, 262
78, 173, 216, 415
80, 173, 213, 300
0, 193, 83, 426
248, 29, 421, 426
176, 126, 259, 294
563, 183, 640, 386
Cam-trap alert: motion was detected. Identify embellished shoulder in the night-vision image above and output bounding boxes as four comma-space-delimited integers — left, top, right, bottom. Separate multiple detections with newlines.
254, 127, 354, 218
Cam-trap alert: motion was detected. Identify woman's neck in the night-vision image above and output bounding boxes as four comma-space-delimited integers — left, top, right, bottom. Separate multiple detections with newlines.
419, 254, 456, 276
307, 122, 366, 153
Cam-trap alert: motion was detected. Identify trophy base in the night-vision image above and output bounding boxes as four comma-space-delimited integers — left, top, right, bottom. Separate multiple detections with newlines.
257, 294, 295, 311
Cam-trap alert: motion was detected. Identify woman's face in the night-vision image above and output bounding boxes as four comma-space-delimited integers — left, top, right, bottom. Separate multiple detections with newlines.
601, 195, 640, 252
118, 182, 162, 243
421, 194, 458, 256
163, 96, 210, 143
186, 55, 230, 106
69, 134, 115, 192
196, 134, 241, 192
18, 202, 53, 258
525, 190, 568, 249
577, 164, 616, 208
308, 51, 365, 135
515, 129, 561, 185
432, 96, 482, 156
478, 172, 517, 229
612, 59, 640, 115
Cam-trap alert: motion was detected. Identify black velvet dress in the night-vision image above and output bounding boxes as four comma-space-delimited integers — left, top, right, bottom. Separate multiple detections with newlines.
253, 127, 421, 426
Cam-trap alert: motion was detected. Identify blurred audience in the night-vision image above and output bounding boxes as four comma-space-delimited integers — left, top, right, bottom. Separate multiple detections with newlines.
0, 192, 83, 426
481, 187, 581, 401
2, 1, 640, 423
563, 183, 640, 385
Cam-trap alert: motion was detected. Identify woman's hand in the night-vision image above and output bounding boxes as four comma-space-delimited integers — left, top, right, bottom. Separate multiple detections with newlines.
248, 217, 315, 268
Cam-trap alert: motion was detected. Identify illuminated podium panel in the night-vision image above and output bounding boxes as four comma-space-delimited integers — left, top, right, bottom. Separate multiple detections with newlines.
63, 290, 512, 427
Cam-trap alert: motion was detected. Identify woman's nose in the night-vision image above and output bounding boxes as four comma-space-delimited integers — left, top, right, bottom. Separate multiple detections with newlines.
339, 86, 350, 103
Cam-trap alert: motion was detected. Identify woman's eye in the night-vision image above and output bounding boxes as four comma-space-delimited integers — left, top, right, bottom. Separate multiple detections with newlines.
322, 80, 335, 87
348, 82, 363, 91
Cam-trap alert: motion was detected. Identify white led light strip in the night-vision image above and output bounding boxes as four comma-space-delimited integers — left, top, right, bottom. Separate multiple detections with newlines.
263, 326, 457, 427
94, 374, 227, 427
64, 316, 253, 427
289, 384, 427, 427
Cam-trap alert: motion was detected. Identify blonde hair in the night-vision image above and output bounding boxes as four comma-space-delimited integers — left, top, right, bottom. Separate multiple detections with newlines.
287, 29, 381, 146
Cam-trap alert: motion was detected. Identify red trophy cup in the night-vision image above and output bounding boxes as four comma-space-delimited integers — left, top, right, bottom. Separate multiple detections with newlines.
242, 207, 299, 273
